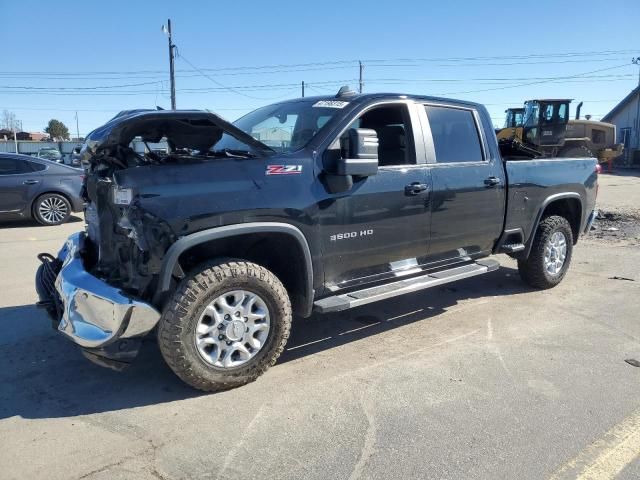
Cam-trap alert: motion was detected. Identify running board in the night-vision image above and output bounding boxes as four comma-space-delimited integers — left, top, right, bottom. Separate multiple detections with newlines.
314, 259, 500, 313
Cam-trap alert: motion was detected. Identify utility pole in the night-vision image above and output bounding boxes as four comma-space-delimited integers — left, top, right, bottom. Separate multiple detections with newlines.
75, 111, 80, 141
162, 19, 177, 109
632, 57, 640, 160
13, 126, 18, 154
302, 81, 305, 98
359, 61, 364, 93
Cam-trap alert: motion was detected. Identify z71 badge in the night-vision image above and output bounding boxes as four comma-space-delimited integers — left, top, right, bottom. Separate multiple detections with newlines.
266, 165, 303, 175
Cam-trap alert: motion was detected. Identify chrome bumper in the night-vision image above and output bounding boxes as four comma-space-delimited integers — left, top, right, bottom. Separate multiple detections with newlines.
584, 209, 598, 234
53, 232, 160, 349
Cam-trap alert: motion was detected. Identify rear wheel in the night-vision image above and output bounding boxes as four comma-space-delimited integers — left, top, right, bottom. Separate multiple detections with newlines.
158, 259, 292, 392
518, 215, 573, 289
33, 193, 71, 226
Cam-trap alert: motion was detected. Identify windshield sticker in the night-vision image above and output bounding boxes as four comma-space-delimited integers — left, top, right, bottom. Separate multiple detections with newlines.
312, 100, 349, 109
266, 165, 303, 175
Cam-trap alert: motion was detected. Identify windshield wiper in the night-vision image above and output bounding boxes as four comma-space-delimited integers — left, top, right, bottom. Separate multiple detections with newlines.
209, 148, 258, 159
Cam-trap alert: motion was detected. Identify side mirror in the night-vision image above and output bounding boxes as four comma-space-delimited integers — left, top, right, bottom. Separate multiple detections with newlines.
336, 128, 379, 177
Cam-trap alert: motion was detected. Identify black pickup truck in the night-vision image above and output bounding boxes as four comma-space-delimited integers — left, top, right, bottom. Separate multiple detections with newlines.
36, 88, 598, 391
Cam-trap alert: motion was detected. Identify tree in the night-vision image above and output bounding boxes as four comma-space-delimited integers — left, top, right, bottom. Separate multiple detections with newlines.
45, 119, 70, 140
1, 110, 20, 132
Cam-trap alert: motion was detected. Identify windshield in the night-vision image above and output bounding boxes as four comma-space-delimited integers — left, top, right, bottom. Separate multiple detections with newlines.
39, 149, 61, 159
214, 99, 346, 154
504, 110, 524, 128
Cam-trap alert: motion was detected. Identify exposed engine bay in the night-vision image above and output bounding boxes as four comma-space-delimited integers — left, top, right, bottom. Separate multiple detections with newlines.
80, 109, 272, 299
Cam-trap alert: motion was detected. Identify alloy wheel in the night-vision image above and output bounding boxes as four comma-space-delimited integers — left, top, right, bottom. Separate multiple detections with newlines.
194, 290, 271, 368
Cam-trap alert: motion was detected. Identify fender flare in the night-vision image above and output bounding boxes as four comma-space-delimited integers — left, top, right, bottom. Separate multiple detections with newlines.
154, 222, 314, 316
523, 192, 583, 257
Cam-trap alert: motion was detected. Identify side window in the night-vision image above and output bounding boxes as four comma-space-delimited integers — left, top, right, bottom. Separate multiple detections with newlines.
558, 103, 568, 123
342, 104, 415, 166
0, 157, 30, 175
424, 106, 484, 163
26, 161, 47, 172
542, 104, 554, 123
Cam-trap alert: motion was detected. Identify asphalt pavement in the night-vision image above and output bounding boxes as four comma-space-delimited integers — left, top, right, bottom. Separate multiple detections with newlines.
0, 172, 639, 480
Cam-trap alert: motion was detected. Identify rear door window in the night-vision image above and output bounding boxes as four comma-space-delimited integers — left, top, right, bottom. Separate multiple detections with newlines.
26, 161, 47, 172
0, 157, 30, 175
424, 106, 484, 163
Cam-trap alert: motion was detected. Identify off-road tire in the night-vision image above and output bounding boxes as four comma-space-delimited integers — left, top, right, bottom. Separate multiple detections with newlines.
559, 145, 594, 159
33, 193, 72, 226
158, 259, 292, 392
518, 215, 573, 289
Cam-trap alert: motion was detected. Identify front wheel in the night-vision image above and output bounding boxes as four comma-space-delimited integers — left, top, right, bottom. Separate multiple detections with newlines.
158, 259, 292, 392
518, 215, 574, 289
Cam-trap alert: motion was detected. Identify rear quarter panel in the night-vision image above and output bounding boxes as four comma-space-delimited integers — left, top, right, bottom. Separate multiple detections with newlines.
35, 164, 85, 212
504, 158, 597, 243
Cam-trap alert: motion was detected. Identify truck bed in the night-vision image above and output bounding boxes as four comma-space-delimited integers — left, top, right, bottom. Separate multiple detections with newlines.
503, 157, 598, 247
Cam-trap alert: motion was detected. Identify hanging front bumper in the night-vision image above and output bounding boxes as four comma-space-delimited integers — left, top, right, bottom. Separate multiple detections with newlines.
35, 232, 161, 352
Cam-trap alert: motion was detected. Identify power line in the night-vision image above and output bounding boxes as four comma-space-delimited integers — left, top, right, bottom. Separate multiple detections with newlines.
176, 52, 299, 101
0, 49, 634, 77
0, 58, 632, 82
435, 63, 632, 96
0, 80, 163, 90
0, 78, 357, 94
1, 71, 634, 95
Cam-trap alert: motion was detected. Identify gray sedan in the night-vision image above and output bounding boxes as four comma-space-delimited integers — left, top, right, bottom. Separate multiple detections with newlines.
0, 153, 84, 225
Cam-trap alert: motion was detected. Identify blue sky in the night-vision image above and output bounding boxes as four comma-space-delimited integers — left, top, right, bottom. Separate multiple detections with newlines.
1, 0, 638, 136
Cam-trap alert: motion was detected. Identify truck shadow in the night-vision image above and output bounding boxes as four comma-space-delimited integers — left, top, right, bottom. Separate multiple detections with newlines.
0, 215, 83, 229
0, 264, 531, 420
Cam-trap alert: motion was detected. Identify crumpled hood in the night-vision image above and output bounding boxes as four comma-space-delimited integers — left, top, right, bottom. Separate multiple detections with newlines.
81, 109, 272, 159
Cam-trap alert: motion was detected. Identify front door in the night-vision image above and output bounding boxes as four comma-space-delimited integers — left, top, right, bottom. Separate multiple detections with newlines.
319, 101, 432, 291
0, 156, 33, 214
420, 103, 506, 266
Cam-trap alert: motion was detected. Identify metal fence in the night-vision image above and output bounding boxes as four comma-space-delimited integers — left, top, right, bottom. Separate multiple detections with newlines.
0, 140, 168, 163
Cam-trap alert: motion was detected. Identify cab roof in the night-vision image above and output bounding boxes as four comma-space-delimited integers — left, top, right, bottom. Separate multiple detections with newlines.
525, 99, 573, 103
270, 91, 485, 110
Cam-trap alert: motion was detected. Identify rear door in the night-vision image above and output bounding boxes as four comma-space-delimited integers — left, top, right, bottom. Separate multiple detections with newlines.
420, 103, 506, 266
0, 156, 36, 214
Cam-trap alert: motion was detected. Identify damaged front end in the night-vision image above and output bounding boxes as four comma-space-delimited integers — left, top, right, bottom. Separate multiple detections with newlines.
35, 109, 272, 369
84, 169, 175, 300
37, 232, 161, 370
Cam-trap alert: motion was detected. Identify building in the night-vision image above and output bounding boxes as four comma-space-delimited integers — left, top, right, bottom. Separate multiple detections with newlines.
602, 86, 640, 165
29, 132, 50, 141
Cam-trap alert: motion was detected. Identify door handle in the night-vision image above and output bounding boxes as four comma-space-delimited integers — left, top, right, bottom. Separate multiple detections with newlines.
404, 182, 429, 196
484, 176, 501, 187
23, 180, 40, 185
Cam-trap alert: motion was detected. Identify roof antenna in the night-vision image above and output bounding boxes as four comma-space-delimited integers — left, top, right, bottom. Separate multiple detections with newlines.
336, 85, 356, 98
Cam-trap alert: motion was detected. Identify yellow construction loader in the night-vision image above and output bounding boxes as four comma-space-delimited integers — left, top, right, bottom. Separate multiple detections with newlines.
497, 99, 623, 162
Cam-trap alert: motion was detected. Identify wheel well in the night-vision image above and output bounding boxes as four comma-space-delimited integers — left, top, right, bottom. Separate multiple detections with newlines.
540, 198, 582, 243
31, 191, 72, 216
177, 232, 309, 316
